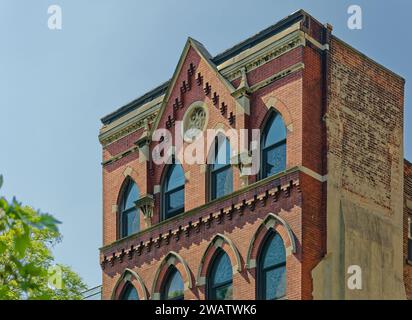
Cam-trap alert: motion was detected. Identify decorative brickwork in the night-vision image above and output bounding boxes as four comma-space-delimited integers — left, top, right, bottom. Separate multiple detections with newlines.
99, 10, 409, 300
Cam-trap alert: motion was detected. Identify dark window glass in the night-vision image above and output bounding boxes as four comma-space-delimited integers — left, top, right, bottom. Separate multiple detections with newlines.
210, 137, 233, 200
120, 282, 139, 300
162, 266, 184, 300
124, 183, 138, 210
120, 181, 139, 238
409, 220, 412, 261
408, 238, 412, 261
164, 163, 185, 220
257, 231, 286, 300
207, 250, 233, 300
261, 112, 286, 179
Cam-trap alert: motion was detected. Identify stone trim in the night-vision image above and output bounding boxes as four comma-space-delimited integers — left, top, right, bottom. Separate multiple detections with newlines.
111, 268, 148, 300
150, 251, 193, 300
220, 29, 304, 81
100, 110, 159, 147
406, 199, 412, 210
102, 145, 139, 167
245, 213, 297, 270
196, 233, 242, 286
297, 165, 327, 183
249, 62, 305, 93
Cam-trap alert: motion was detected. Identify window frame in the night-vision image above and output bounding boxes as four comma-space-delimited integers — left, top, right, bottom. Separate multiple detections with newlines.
260, 111, 287, 180
256, 231, 287, 300
162, 161, 185, 221
119, 180, 140, 239
208, 136, 233, 201
161, 266, 185, 301
206, 249, 233, 300
119, 281, 139, 300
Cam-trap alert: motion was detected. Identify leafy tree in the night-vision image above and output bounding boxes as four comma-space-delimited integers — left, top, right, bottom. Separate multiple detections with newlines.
0, 175, 88, 299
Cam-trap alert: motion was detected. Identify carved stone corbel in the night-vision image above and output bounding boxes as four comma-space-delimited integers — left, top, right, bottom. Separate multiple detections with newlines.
135, 194, 154, 228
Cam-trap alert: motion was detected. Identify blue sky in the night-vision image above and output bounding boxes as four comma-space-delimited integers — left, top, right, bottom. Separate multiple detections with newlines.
0, 0, 410, 289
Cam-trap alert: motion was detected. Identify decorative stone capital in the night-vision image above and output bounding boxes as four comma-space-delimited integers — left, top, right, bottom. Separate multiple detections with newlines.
135, 135, 151, 148
231, 151, 252, 172
231, 68, 251, 116
231, 151, 252, 187
135, 135, 151, 163
135, 194, 155, 228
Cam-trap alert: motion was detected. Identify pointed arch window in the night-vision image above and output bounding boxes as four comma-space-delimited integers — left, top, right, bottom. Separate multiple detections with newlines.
209, 136, 233, 200
207, 250, 233, 300
261, 112, 286, 179
257, 231, 286, 300
119, 180, 140, 238
161, 266, 184, 300
163, 162, 185, 220
120, 282, 139, 300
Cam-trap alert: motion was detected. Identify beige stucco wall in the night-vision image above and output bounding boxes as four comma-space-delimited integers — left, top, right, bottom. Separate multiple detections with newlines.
312, 37, 406, 300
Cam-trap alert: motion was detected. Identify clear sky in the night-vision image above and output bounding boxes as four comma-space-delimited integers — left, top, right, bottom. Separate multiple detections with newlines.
0, 0, 410, 289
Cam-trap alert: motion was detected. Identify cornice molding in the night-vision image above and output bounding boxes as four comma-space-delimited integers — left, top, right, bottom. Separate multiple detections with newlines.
99, 111, 159, 147
249, 62, 305, 93
220, 30, 305, 81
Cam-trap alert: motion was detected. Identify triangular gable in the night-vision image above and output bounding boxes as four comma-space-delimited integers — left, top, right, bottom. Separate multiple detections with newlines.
150, 37, 237, 134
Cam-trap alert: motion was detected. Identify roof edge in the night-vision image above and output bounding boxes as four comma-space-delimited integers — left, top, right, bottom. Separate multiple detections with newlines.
100, 9, 309, 125
101, 80, 170, 125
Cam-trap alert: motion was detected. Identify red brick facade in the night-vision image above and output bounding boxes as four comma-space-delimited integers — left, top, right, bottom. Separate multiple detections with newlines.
98, 11, 410, 300
405, 160, 412, 300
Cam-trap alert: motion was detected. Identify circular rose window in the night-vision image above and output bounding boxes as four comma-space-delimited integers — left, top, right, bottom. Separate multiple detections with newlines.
182, 102, 208, 142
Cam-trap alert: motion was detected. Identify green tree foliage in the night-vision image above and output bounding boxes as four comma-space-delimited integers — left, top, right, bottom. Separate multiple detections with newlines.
0, 175, 88, 299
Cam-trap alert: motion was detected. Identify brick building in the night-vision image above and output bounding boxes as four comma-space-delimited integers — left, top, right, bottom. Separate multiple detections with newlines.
98, 10, 411, 300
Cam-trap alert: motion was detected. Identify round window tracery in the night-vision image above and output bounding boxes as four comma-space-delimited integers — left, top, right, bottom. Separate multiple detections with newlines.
182, 102, 208, 142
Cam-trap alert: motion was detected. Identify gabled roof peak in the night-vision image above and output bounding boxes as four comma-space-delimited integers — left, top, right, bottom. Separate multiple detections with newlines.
101, 9, 317, 125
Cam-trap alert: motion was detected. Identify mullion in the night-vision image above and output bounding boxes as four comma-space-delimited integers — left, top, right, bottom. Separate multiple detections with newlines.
261, 262, 286, 300
262, 139, 286, 178
212, 280, 232, 300
212, 279, 232, 290
166, 183, 184, 195
121, 206, 137, 237
211, 164, 232, 199
211, 163, 231, 175
264, 138, 286, 150
165, 185, 184, 218
262, 140, 286, 160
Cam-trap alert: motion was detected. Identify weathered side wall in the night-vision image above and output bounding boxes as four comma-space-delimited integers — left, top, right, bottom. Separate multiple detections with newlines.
404, 160, 412, 299
312, 36, 406, 299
